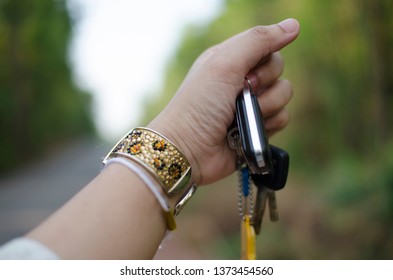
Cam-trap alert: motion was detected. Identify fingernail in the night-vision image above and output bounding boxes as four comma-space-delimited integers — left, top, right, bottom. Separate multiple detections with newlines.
278, 18, 298, 33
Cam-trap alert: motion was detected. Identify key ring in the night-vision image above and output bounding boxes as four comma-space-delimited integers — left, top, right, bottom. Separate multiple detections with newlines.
227, 78, 290, 260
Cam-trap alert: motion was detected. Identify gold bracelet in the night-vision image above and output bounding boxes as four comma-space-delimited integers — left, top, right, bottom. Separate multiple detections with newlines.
103, 127, 192, 196
103, 127, 197, 230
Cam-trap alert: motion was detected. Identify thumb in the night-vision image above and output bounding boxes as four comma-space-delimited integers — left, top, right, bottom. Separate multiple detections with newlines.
216, 18, 300, 74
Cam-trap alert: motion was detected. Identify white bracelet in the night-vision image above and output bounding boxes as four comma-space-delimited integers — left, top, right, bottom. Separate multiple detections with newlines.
104, 157, 170, 212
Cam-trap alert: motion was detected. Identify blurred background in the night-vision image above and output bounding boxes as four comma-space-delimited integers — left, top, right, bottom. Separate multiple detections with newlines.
0, 0, 392, 259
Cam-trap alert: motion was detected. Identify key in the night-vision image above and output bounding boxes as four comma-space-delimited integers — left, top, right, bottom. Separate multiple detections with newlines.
227, 80, 291, 259
251, 146, 289, 233
253, 186, 278, 234
253, 186, 268, 235
251, 145, 289, 191
267, 190, 279, 222
236, 80, 272, 174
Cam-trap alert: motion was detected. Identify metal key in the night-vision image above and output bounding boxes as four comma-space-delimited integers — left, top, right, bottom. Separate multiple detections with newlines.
267, 189, 279, 222
251, 146, 289, 234
253, 186, 268, 235
253, 186, 279, 234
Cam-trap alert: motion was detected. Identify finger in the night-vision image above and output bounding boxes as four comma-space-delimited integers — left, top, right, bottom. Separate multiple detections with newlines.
212, 18, 299, 77
246, 52, 284, 91
257, 79, 293, 118
264, 108, 291, 136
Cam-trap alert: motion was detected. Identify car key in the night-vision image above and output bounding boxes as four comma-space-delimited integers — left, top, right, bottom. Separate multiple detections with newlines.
267, 190, 279, 222
251, 146, 290, 191
227, 79, 290, 258
252, 187, 279, 235
252, 185, 268, 235
236, 79, 272, 175
251, 146, 289, 234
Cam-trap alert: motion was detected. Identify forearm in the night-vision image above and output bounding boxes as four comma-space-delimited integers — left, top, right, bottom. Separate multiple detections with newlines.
27, 163, 167, 259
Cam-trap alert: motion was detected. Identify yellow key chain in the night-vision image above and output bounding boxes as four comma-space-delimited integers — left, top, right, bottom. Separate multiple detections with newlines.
241, 215, 256, 260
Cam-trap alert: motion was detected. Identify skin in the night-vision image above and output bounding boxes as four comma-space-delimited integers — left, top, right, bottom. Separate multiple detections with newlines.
27, 19, 300, 259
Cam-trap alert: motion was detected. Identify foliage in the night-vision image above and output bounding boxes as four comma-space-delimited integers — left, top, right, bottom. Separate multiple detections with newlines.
0, 0, 94, 172
142, 0, 393, 259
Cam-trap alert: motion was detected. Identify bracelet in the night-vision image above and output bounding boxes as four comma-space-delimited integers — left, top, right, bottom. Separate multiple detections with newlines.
102, 127, 198, 230
103, 127, 192, 196
104, 157, 177, 231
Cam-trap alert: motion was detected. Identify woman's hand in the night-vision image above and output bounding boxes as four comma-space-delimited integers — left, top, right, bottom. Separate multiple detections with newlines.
149, 19, 300, 185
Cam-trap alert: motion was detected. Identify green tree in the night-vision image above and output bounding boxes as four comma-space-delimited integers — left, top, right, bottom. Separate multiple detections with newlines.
0, 0, 94, 171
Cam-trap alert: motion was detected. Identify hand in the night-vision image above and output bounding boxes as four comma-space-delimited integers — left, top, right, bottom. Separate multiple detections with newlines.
149, 19, 300, 185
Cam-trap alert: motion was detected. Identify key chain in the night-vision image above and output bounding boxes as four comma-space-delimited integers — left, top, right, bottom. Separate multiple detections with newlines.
238, 164, 256, 260
228, 79, 290, 260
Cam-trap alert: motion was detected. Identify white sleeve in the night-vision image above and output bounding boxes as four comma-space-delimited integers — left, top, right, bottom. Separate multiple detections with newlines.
0, 237, 59, 260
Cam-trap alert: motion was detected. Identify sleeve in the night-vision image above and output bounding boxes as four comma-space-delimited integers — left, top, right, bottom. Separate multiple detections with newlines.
0, 237, 59, 260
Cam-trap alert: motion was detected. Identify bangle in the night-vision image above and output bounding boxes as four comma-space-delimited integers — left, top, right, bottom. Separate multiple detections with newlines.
103, 127, 193, 196
102, 127, 197, 230
104, 157, 177, 231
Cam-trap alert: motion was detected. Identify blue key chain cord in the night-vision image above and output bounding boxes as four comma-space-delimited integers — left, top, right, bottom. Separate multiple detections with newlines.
241, 166, 250, 197
237, 165, 254, 218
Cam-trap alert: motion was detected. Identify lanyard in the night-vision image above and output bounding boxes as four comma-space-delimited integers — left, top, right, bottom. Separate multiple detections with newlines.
238, 165, 256, 260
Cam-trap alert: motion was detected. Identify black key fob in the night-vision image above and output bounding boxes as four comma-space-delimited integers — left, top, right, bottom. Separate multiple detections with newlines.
251, 145, 289, 191
236, 80, 272, 175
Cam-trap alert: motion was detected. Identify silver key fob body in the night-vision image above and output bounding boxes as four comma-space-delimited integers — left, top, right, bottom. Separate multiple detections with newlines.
236, 81, 272, 174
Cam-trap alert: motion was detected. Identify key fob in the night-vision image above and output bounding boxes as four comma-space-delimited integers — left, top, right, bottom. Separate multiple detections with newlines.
251, 145, 289, 191
236, 80, 272, 175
